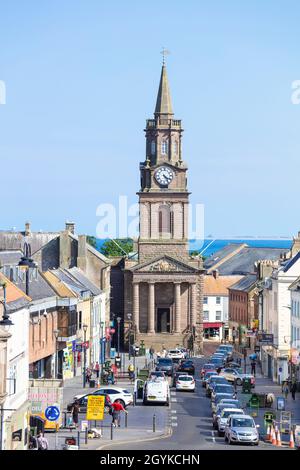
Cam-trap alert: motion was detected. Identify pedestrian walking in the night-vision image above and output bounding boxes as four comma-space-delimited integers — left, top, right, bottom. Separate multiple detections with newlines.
149, 346, 154, 359
291, 381, 297, 400
94, 361, 100, 378
282, 381, 289, 399
70, 400, 80, 428
128, 362, 135, 383
29, 433, 38, 450
111, 399, 128, 427
251, 361, 256, 376
37, 432, 49, 450
86, 367, 92, 384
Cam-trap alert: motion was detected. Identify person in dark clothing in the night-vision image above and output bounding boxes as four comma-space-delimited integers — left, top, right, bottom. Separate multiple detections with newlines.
251, 361, 256, 376
71, 400, 80, 428
291, 381, 297, 400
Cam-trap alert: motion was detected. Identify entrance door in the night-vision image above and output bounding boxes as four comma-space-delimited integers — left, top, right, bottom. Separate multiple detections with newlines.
157, 308, 170, 333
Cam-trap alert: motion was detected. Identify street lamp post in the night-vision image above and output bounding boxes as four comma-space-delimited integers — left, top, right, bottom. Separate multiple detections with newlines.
100, 321, 104, 378
53, 329, 60, 379
18, 243, 37, 297
117, 317, 121, 356
127, 314, 132, 360
83, 324, 88, 388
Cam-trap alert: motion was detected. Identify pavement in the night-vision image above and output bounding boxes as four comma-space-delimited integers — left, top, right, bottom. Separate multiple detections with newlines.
45, 343, 300, 450
46, 353, 168, 450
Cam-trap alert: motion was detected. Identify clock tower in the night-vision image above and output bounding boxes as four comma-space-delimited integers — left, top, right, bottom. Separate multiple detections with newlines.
123, 61, 204, 354
138, 63, 189, 262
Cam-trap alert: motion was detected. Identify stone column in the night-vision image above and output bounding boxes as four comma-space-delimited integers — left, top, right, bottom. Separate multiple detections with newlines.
133, 282, 140, 334
190, 283, 197, 327
174, 282, 181, 333
148, 282, 155, 333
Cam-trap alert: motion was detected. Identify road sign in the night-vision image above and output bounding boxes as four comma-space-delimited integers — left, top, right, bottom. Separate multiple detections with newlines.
45, 406, 60, 422
86, 395, 105, 421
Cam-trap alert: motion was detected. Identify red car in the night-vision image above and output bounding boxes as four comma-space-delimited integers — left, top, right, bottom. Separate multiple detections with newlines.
200, 363, 216, 379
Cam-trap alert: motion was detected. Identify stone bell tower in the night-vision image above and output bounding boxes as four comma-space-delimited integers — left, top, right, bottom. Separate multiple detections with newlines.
138, 63, 190, 262
123, 60, 204, 354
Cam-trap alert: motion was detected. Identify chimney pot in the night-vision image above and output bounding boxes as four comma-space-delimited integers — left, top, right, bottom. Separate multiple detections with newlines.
212, 269, 219, 279
65, 221, 75, 234
25, 222, 31, 236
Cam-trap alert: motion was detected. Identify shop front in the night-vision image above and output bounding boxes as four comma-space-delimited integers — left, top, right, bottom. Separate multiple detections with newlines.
3, 400, 30, 450
203, 322, 223, 340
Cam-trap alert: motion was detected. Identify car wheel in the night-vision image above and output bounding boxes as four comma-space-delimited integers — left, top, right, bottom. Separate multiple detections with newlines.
236, 378, 242, 386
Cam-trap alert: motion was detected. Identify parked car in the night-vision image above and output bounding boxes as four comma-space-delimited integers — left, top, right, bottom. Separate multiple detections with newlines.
220, 368, 255, 387
166, 349, 185, 361
67, 393, 112, 413
217, 345, 234, 359
200, 364, 216, 379
74, 386, 133, 408
175, 375, 195, 392
206, 375, 229, 397
177, 360, 195, 375
156, 358, 174, 376
173, 371, 188, 387
143, 378, 170, 405
211, 393, 236, 413
202, 370, 217, 388
217, 408, 244, 436
209, 357, 224, 368
212, 403, 239, 429
224, 414, 260, 445
211, 383, 236, 402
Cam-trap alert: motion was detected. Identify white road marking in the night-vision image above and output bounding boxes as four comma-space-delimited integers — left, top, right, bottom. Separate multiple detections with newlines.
211, 431, 216, 443
171, 392, 176, 396
171, 398, 177, 402
171, 410, 177, 413
171, 416, 177, 420
171, 422, 178, 427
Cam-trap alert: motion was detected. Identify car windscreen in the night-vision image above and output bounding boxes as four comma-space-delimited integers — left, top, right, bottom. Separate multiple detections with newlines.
222, 410, 243, 418
178, 376, 193, 381
217, 404, 237, 413
204, 372, 216, 379
211, 377, 227, 384
215, 394, 233, 403
232, 417, 255, 427
214, 385, 234, 393
158, 359, 172, 365
221, 400, 240, 407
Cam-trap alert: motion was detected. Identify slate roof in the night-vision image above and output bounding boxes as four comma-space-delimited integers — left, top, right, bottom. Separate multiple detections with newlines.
204, 244, 246, 271
0, 272, 31, 313
67, 267, 102, 296
204, 244, 288, 276
0, 250, 24, 265
229, 274, 258, 292
282, 251, 300, 273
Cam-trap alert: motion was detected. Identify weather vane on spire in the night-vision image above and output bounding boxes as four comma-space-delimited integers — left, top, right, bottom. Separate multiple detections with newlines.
161, 47, 170, 65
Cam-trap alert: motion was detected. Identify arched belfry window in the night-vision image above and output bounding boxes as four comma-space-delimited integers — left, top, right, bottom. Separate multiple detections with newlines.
161, 140, 168, 155
158, 204, 172, 238
151, 140, 156, 155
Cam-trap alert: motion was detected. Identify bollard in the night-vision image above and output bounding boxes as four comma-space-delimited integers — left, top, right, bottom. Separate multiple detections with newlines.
85, 427, 88, 444
125, 412, 128, 428
111, 422, 114, 440
64, 411, 67, 428
77, 431, 80, 449
153, 414, 156, 433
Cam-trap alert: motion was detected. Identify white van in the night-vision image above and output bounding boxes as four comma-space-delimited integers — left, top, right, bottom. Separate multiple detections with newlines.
143, 378, 170, 406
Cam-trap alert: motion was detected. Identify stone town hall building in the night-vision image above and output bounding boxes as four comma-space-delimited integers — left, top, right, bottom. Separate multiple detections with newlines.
113, 63, 205, 354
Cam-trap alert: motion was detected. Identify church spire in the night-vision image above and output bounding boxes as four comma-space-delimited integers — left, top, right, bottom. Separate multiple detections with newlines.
154, 64, 173, 117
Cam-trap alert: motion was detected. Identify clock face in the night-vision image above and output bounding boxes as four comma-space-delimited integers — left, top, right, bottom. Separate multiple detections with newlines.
155, 166, 174, 186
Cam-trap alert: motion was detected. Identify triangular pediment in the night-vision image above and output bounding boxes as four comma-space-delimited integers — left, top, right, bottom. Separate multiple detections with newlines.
130, 255, 199, 274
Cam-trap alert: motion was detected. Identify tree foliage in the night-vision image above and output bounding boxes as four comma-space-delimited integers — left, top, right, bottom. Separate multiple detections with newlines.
100, 238, 134, 257
87, 236, 97, 249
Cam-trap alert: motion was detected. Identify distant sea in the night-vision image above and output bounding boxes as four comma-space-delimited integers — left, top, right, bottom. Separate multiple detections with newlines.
96, 238, 292, 258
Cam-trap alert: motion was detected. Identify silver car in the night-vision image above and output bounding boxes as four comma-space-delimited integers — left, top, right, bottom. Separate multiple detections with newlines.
217, 408, 244, 436
224, 415, 259, 445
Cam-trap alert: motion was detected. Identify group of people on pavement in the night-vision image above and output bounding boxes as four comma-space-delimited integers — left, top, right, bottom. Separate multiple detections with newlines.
282, 379, 297, 400
85, 361, 101, 383
29, 432, 49, 450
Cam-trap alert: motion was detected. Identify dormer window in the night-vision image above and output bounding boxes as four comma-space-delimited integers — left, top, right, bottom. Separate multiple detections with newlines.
161, 140, 168, 155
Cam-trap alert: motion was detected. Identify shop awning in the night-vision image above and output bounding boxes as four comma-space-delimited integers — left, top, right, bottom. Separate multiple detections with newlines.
203, 322, 223, 329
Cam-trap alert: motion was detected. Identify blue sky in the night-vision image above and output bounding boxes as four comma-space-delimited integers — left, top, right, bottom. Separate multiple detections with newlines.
0, 1, 300, 238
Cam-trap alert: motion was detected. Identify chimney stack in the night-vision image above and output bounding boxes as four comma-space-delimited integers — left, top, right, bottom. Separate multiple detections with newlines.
65, 221, 75, 234
212, 269, 219, 279
25, 222, 31, 236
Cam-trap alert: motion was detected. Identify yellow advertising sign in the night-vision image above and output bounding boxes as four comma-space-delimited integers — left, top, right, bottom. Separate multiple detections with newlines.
86, 395, 105, 421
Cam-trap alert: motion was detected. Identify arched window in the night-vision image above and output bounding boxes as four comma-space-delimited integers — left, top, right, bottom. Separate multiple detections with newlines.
151, 140, 156, 155
161, 140, 168, 155
173, 140, 178, 155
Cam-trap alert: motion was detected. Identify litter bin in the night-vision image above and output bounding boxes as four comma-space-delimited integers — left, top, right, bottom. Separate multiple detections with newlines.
242, 377, 252, 393
89, 379, 96, 388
